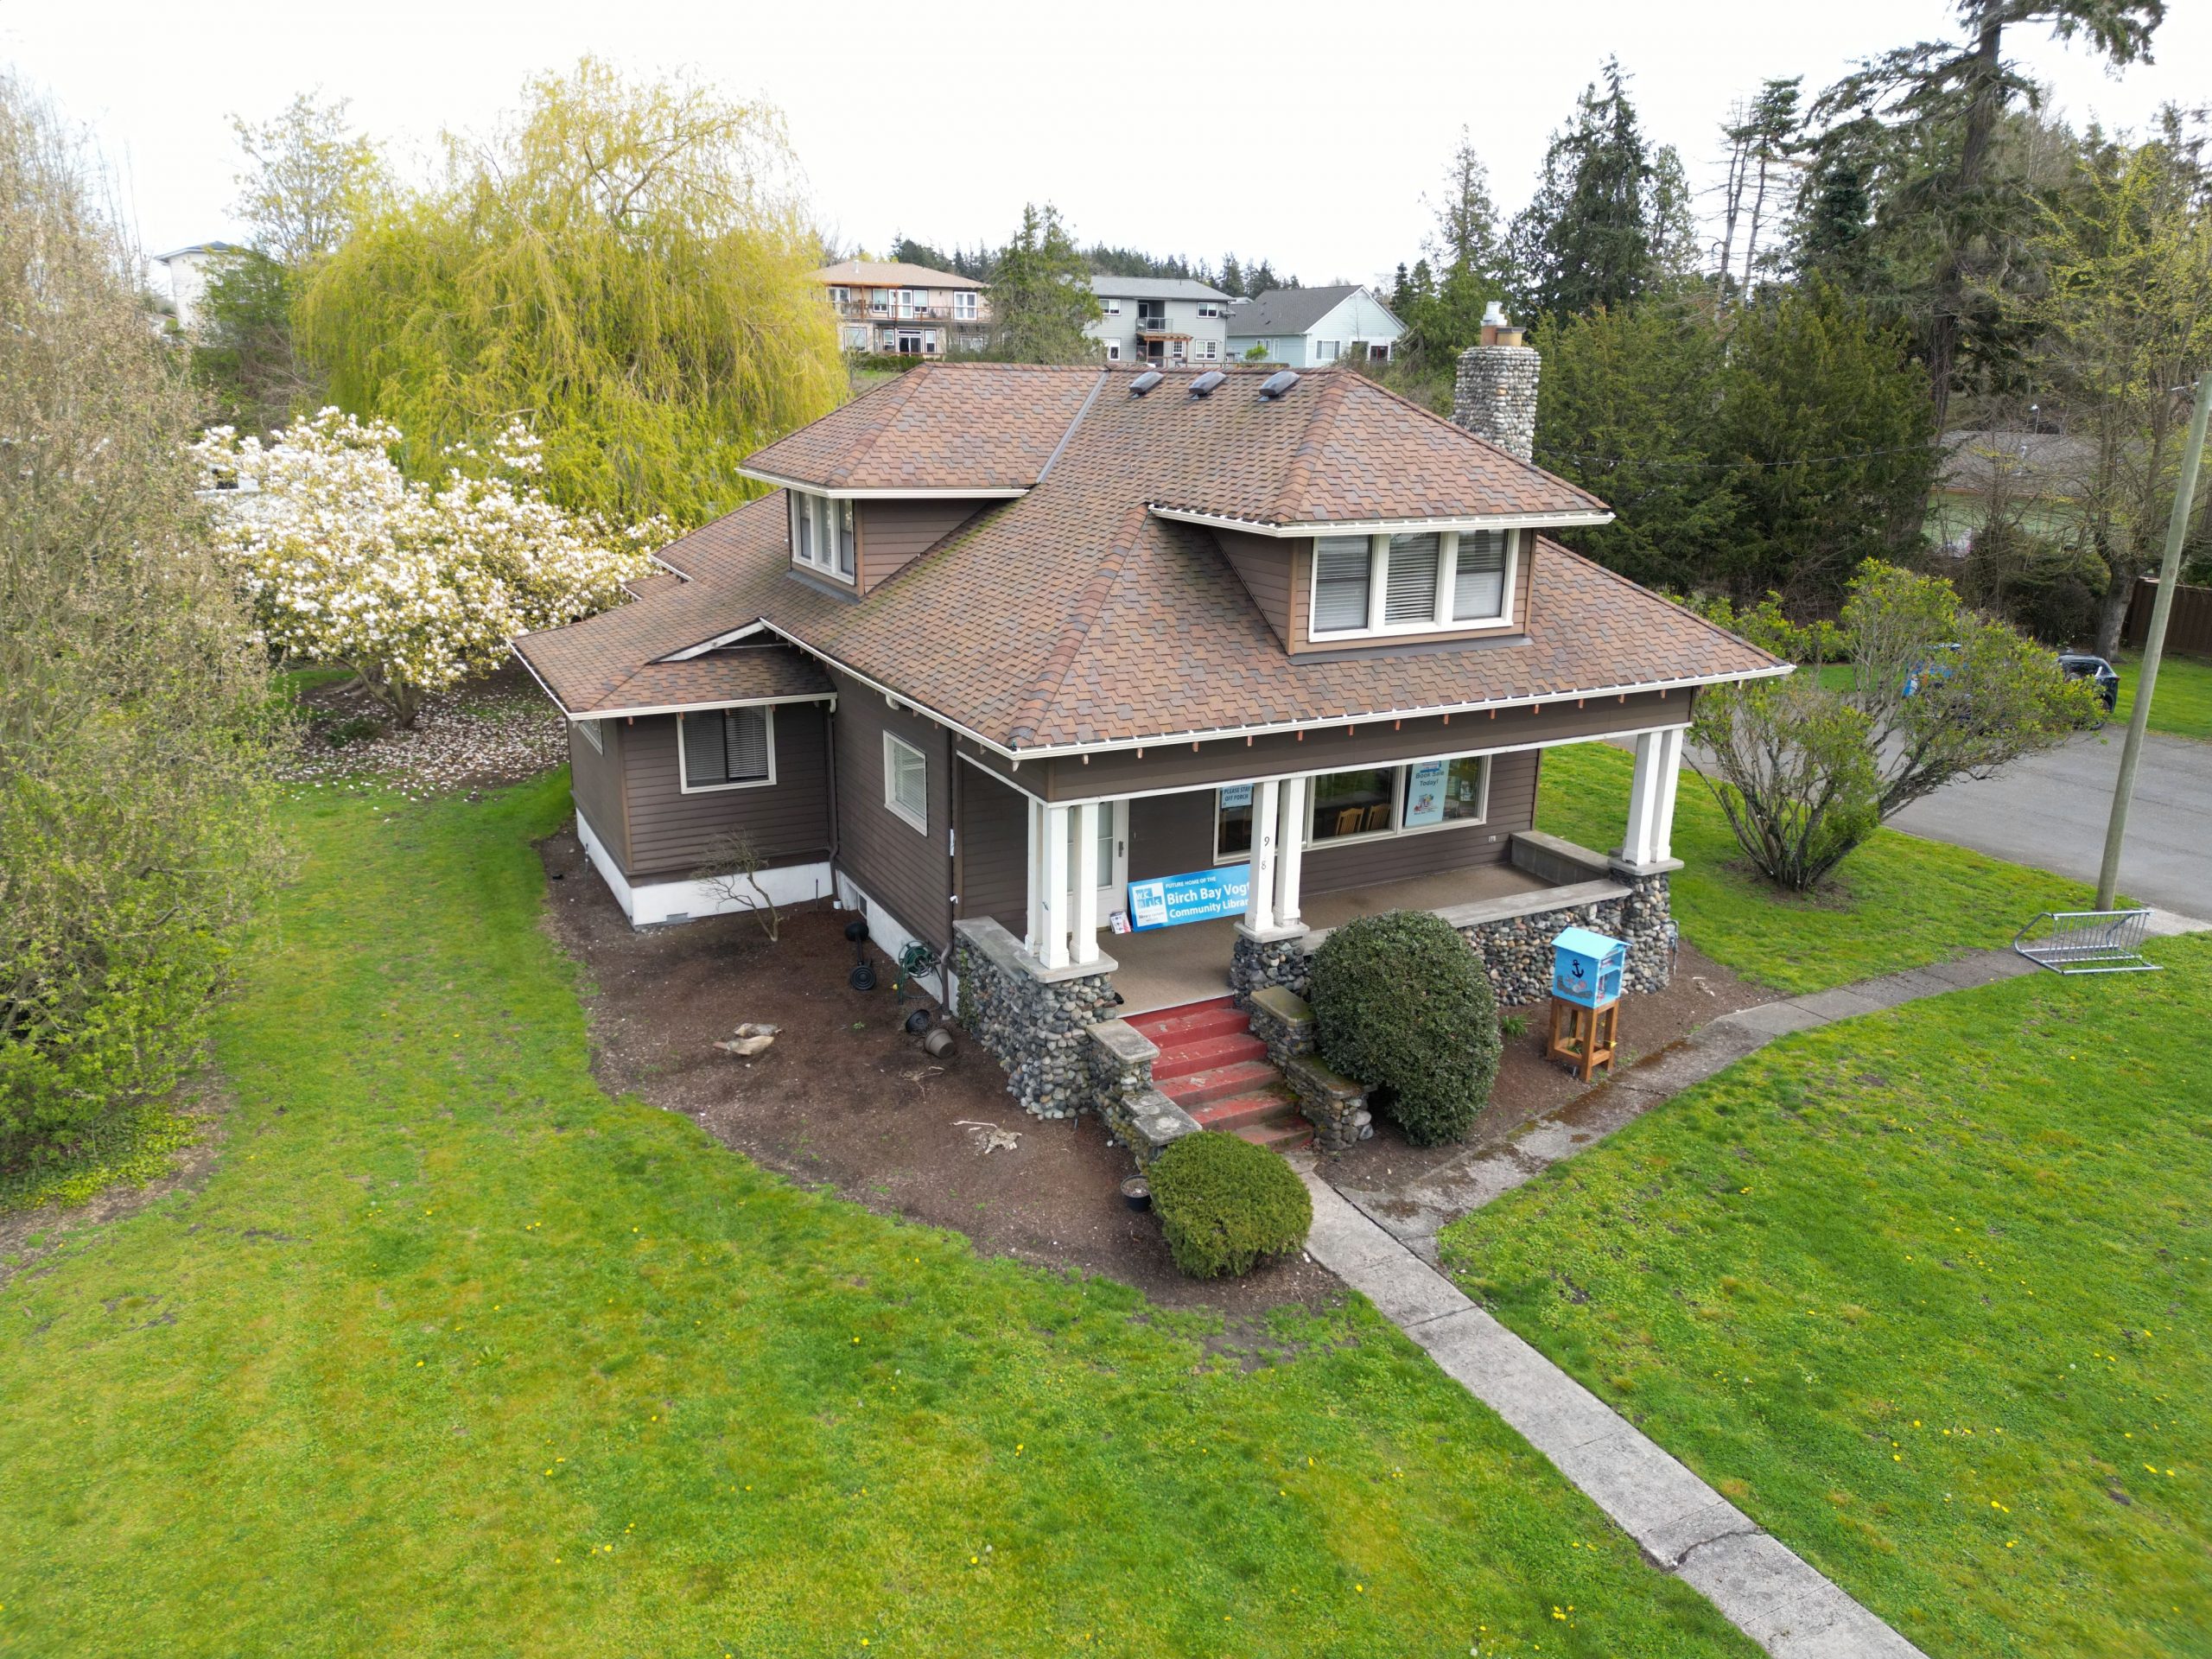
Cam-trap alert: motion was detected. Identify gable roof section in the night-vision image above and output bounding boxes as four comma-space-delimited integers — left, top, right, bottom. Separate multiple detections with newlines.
1225, 284, 1376, 338
1090, 275, 1233, 302
814, 258, 986, 289
1144, 368, 1608, 526
518, 364, 1783, 750
742, 363, 1102, 493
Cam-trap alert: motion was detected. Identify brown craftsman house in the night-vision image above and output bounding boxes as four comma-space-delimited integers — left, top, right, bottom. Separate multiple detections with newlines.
515, 353, 1785, 1126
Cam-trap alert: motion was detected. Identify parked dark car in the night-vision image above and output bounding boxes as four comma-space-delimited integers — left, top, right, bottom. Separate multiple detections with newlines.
2057, 652, 2120, 713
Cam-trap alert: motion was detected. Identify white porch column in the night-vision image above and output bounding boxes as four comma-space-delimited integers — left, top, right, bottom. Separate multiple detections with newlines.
1650, 728, 1685, 862
1620, 730, 1685, 866
1024, 797, 1045, 952
1274, 774, 1307, 929
1071, 800, 1101, 966
1244, 778, 1281, 932
1039, 802, 1071, 969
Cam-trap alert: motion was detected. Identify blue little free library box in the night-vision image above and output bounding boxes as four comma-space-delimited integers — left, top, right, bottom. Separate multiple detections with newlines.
1551, 926, 1626, 1009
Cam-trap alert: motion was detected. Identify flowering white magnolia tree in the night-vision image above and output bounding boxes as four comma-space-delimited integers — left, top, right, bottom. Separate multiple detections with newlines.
194, 410, 661, 726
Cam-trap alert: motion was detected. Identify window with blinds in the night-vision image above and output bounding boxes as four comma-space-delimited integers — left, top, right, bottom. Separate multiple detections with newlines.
680, 706, 774, 790
1453, 531, 1510, 620
790, 491, 856, 583
1313, 535, 1373, 632
1382, 533, 1440, 625
884, 733, 929, 831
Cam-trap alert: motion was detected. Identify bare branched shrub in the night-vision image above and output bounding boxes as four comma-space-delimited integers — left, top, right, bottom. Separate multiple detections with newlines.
691, 830, 782, 944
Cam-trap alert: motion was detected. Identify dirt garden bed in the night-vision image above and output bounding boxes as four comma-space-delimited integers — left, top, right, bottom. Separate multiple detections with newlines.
539, 823, 1771, 1313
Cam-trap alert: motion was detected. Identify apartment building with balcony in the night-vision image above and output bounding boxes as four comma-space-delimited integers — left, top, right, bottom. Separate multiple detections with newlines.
1087, 276, 1234, 365
815, 259, 989, 356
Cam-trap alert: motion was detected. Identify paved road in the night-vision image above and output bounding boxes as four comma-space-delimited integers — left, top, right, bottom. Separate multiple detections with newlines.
1893, 729, 2210, 917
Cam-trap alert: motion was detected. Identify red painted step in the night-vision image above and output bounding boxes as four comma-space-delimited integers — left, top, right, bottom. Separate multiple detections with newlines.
1127, 997, 1248, 1046
1151, 1031, 1268, 1081
1187, 1090, 1300, 1134
1234, 1119, 1314, 1152
1158, 1058, 1281, 1109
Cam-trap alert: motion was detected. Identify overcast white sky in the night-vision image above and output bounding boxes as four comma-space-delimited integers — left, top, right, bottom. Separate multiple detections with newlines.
8, 0, 2206, 291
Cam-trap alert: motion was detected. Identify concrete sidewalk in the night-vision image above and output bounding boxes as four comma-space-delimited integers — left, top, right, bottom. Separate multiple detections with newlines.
1299, 1167, 1927, 1658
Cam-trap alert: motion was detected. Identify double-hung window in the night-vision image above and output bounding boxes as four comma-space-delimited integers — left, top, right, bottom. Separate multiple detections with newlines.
884, 733, 929, 831
679, 706, 775, 791
790, 490, 856, 584
1307, 529, 1515, 639
953, 290, 978, 321
1315, 339, 1341, 362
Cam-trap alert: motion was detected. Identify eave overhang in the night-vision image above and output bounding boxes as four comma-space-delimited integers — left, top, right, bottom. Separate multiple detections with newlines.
738, 466, 1030, 501
1147, 504, 1616, 537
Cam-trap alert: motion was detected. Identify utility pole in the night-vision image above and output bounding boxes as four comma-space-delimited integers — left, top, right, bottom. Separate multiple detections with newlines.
2096, 371, 2212, 910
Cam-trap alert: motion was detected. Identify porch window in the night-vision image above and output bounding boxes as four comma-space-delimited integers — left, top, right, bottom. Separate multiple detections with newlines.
1402, 755, 1490, 827
884, 732, 929, 832
679, 706, 775, 791
1310, 768, 1397, 842
1214, 783, 1255, 861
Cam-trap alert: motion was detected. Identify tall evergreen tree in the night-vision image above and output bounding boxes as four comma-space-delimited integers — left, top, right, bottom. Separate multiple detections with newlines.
1509, 60, 1661, 321
1803, 0, 2165, 428
984, 203, 1101, 364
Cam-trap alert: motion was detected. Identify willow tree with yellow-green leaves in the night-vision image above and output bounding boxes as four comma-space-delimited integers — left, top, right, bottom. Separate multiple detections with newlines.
299, 59, 844, 528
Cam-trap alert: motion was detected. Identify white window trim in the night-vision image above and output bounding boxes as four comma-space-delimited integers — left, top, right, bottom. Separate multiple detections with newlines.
1306, 530, 1519, 643
1103, 340, 1122, 362
883, 731, 929, 833
677, 705, 779, 794
953, 290, 978, 320
1210, 756, 1491, 863
576, 717, 604, 753
789, 489, 857, 586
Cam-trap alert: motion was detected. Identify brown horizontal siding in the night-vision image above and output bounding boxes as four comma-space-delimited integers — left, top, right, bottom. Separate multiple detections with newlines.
570, 719, 631, 868
619, 705, 832, 879
1216, 529, 1292, 646
952, 686, 1691, 801
831, 669, 955, 949
955, 761, 1029, 933
856, 499, 982, 594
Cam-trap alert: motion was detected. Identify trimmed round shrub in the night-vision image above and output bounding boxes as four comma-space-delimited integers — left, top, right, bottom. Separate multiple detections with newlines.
1147, 1131, 1313, 1279
1310, 909, 1501, 1146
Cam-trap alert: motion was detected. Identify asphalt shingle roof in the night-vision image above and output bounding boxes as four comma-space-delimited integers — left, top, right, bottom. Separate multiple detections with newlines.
1089, 275, 1233, 302
516, 363, 1782, 748
1224, 284, 1375, 338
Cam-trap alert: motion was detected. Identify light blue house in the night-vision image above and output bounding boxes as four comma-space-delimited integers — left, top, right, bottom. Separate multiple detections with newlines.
1224, 284, 1404, 367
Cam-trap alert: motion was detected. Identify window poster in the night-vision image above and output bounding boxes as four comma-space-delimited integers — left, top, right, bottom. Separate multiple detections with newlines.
1403, 759, 1447, 829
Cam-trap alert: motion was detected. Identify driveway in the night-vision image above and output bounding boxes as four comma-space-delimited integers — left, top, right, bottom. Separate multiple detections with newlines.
1892, 728, 2211, 918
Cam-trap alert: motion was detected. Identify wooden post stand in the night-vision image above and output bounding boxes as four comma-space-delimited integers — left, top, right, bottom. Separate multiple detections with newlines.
1546, 995, 1619, 1082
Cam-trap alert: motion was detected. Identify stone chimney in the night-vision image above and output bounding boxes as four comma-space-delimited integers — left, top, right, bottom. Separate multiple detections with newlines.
1451, 301, 1538, 462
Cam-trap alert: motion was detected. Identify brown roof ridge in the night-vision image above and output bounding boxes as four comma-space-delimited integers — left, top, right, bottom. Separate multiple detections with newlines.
1531, 536, 1788, 671
817, 370, 931, 486
1267, 368, 1354, 525
1341, 370, 1612, 517
1003, 501, 1152, 748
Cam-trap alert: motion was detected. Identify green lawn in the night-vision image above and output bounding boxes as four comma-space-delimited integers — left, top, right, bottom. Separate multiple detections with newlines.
0, 774, 1754, 1658
1537, 741, 2098, 994
1440, 938, 2211, 1658
2114, 650, 2212, 742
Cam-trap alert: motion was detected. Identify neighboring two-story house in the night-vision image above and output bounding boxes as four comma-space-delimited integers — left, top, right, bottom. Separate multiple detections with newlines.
815, 259, 989, 355
514, 353, 1784, 1128
1226, 283, 1404, 366
1087, 276, 1234, 365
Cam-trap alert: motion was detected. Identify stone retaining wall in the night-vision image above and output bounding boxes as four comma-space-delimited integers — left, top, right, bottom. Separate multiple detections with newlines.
1087, 1016, 1204, 1166
1230, 836, 1675, 1013
952, 918, 1118, 1119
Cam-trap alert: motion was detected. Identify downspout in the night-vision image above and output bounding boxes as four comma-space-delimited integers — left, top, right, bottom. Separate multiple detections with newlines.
943, 725, 960, 1007
823, 704, 842, 912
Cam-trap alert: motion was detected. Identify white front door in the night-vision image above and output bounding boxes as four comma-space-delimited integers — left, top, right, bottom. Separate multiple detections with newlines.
1068, 801, 1128, 925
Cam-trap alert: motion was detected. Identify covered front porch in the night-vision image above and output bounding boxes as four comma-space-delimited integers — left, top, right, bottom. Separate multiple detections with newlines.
1007, 726, 1687, 1014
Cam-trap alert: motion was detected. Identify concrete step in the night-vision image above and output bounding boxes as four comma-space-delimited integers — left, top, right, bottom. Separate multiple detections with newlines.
1234, 1119, 1314, 1152
1151, 1031, 1268, 1081
1189, 1089, 1303, 1134
1127, 996, 1247, 1046
1159, 1058, 1281, 1108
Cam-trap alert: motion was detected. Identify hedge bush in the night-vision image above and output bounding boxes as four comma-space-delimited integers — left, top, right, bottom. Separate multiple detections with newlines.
1311, 910, 1501, 1146
1147, 1131, 1312, 1279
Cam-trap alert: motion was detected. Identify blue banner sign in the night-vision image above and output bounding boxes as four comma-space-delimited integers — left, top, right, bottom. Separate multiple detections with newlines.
1127, 865, 1249, 930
